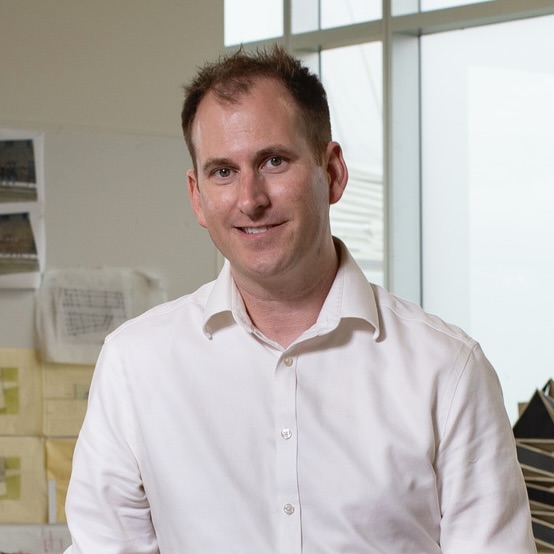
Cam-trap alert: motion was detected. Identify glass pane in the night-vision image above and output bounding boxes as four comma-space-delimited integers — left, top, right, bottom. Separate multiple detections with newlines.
321, 0, 381, 29
421, 15, 554, 422
224, 0, 283, 46
392, 0, 420, 16
292, 0, 319, 34
421, 0, 495, 10
293, 0, 381, 33
320, 43, 384, 284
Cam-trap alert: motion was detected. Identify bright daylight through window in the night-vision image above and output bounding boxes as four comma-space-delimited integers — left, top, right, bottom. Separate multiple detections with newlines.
421, 14, 554, 422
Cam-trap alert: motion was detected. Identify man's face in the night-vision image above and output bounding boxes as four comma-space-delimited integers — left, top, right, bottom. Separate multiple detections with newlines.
187, 78, 346, 287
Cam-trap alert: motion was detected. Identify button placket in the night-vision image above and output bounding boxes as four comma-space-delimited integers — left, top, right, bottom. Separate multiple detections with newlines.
274, 352, 301, 552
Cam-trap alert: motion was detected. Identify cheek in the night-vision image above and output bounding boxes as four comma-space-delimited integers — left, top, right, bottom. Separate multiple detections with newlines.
298, 175, 331, 214
302, 180, 333, 232
198, 190, 233, 226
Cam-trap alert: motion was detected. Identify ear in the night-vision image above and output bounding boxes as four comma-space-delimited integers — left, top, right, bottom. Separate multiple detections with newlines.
187, 169, 208, 228
324, 141, 348, 205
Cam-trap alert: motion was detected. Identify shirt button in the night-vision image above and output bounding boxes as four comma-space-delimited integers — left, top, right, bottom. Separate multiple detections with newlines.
283, 503, 295, 515
284, 357, 293, 367
281, 428, 292, 440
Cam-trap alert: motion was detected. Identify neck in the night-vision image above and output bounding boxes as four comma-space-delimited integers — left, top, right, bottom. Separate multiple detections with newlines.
232, 243, 340, 348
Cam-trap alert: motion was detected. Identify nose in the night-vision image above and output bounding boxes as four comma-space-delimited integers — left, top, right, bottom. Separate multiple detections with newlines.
237, 170, 270, 216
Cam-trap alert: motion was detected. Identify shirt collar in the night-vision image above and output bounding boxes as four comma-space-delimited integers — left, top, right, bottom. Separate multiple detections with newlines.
314, 238, 380, 339
202, 261, 239, 338
202, 238, 380, 340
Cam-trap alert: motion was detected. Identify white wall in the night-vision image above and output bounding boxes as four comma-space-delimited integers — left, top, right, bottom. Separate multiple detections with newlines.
0, 0, 223, 348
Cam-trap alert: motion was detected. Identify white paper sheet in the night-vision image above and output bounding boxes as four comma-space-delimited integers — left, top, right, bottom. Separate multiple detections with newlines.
36, 267, 166, 364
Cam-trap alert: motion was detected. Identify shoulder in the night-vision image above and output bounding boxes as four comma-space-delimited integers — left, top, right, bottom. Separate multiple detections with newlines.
371, 283, 476, 349
104, 279, 215, 344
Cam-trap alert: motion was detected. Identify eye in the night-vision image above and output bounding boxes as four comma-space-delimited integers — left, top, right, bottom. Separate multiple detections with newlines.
262, 156, 287, 171
268, 156, 282, 167
213, 167, 233, 180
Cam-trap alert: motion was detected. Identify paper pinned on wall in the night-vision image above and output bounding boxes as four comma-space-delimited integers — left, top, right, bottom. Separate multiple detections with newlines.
42, 362, 94, 437
0, 456, 7, 497
0, 436, 47, 524
45, 439, 76, 524
36, 267, 166, 365
0, 128, 45, 289
0, 349, 94, 529
0, 369, 6, 410
0, 348, 42, 436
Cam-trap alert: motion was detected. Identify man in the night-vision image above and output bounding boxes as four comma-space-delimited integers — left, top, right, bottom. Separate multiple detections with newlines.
64, 46, 535, 553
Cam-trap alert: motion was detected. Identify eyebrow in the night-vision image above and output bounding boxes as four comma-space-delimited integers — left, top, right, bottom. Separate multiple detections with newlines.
201, 158, 234, 176
256, 145, 296, 162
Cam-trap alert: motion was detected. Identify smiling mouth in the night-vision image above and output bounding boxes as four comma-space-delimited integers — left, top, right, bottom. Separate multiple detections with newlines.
241, 225, 275, 234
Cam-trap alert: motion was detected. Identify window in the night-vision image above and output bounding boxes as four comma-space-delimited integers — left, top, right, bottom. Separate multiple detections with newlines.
292, 0, 381, 33
421, 14, 554, 421
224, 0, 282, 46
322, 43, 383, 284
224, 0, 554, 419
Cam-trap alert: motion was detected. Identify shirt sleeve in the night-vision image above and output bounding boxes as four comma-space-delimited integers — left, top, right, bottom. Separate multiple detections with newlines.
64, 341, 159, 554
435, 342, 536, 553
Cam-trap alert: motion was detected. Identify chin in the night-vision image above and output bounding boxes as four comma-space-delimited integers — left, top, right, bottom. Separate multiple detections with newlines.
239, 259, 287, 280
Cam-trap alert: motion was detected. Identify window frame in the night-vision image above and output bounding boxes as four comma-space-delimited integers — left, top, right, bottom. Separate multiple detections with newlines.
225, 0, 554, 303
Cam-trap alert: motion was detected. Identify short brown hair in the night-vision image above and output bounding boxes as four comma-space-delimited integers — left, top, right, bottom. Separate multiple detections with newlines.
181, 45, 332, 167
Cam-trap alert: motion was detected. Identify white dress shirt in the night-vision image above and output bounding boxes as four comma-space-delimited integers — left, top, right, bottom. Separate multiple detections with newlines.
64, 241, 535, 553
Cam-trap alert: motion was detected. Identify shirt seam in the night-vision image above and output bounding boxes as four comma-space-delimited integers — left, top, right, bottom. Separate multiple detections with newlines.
437, 341, 478, 449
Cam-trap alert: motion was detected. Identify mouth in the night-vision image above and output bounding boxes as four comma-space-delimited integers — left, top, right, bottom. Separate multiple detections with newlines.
240, 225, 277, 235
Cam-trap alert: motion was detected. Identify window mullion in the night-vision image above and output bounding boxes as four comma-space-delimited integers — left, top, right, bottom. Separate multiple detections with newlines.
392, 0, 554, 35
385, 0, 423, 302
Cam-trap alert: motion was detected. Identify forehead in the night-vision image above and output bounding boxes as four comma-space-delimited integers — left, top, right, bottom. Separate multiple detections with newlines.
196, 78, 301, 129
191, 78, 307, 157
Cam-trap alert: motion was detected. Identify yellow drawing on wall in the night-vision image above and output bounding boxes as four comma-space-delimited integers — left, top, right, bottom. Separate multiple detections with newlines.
0, 349, 42, 435
46, 438, 76, 523
0, 455, 18, 499
43, 363, 93, 437
0, 367, 19, 414
0, 436, 47, 523
0, 348, 94, 524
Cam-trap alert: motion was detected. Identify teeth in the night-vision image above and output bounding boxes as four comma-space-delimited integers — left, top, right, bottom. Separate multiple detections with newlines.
243, 226, 270, 234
